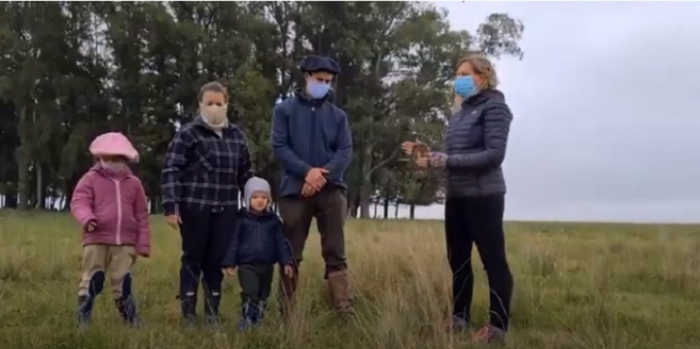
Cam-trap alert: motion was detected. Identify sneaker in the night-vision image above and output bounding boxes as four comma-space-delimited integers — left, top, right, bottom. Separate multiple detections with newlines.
472, 325, 506, 345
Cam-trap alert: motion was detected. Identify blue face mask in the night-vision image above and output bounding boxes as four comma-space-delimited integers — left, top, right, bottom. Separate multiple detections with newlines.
454, 76, 477, 99
307, 80, 331, 99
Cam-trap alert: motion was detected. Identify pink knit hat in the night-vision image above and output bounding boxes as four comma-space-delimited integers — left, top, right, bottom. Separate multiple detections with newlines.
89, 132, 139, 162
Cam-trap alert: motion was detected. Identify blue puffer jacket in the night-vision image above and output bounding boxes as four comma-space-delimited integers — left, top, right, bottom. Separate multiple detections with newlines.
222, 208, 294, 267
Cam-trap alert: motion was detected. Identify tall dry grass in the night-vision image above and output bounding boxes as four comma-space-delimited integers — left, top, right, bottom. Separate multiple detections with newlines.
1, 210, 700, 349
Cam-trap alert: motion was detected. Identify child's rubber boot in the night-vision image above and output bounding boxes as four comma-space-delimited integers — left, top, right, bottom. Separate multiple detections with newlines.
203, 286, 221, 327
115, 273, 139, 326
252, 301, 266, 325
237, 299, 253, 331
77, 270, 105, 326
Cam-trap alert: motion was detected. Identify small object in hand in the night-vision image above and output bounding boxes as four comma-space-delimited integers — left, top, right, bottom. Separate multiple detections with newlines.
412, 143, 430, 162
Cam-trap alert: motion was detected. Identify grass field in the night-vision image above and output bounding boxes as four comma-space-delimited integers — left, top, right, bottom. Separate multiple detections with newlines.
1, 210, 700, 349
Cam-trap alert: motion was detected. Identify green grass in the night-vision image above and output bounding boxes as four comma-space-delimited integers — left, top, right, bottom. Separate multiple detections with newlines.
1, 210, 700, 349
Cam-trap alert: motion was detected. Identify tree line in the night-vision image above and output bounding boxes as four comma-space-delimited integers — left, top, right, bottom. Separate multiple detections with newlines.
0, 1, 524, 218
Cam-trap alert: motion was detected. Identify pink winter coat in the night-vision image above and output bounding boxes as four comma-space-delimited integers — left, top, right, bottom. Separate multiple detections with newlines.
70, 165, 151, 256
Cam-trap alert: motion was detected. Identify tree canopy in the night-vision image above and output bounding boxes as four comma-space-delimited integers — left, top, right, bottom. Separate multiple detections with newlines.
0, 1, 524, 218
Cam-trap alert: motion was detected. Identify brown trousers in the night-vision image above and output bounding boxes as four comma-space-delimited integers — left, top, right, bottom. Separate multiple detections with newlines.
278, 187, 348, 274
78, 244, 136, 298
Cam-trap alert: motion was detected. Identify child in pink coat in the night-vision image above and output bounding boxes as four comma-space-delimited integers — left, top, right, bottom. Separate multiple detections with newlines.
70, 132, 151, 326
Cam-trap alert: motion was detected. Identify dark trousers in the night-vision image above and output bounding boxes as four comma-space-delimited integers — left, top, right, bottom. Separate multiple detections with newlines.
238, 264, 275, 303
278, 187, 348, 275
178, 206, 236, 299
444, 194, 513, 331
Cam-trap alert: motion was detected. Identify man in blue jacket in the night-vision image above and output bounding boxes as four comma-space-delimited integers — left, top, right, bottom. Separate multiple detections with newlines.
271, 55, 354, 317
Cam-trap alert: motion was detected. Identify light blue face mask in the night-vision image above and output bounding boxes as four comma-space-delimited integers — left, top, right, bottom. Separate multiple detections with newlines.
101, 161, 126, 173
307, 80, 331, 99
454, 76, 478, 99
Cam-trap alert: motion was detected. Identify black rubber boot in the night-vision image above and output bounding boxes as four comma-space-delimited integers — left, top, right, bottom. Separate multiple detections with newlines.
203, 288, 221, 326
115, 273, 139, 326
77, 270, 105, 326
179, 293, 198, 327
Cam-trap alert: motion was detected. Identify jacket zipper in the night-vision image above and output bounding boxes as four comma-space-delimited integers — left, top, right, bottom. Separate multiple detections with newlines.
255, 222, 261, 261
310, 106, 316, 162
112, 178, 123, 245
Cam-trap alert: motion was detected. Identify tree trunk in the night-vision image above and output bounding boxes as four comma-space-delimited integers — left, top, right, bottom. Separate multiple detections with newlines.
359, 181, 371, 219
409, 203, 415, 219
394, 202, 399, 218
35, 162, 43, 209
383, 198, 389, 219
16, 156, 29, 210
347, 190, 359, 218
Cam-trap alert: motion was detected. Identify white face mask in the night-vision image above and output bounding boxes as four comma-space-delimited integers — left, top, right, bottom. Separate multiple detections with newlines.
101, 161, 125, 173
200, 104, 228, 125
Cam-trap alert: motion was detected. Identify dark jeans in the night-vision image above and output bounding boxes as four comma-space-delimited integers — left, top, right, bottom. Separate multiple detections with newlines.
278, 187, 348, 275
444, 194, 513, 331
238, 264, 275, 303
178, 206, 236, 298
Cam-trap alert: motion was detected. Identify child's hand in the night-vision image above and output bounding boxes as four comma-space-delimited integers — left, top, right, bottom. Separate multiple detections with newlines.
283, 265, 294, 278
222, 267, 236, 277
85, 219, 97, 232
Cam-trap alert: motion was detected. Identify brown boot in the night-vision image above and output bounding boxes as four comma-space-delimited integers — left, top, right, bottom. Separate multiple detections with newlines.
327, 269, 355, 317
278, 266, 299, 316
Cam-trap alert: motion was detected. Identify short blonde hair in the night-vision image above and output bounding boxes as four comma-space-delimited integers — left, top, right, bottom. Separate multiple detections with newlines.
457, 54, 499, 90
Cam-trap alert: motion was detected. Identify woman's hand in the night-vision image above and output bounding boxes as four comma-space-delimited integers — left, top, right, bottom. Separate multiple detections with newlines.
415, 152, 447, 169
166, 215, 181, 230
401, 141, 415, 156
430, 152, 448, 168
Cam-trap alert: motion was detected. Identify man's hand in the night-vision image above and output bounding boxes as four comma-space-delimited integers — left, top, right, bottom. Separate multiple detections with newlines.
283, 265, 294, 278
166, 215, 181, 230
301, 183, 319, 198
85, 219, 97, 232
305, 168, 328, 191
222, 267, 236, 277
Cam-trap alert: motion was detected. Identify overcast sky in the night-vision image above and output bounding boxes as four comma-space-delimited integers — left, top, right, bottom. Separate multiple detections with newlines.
398, 1, 700, 223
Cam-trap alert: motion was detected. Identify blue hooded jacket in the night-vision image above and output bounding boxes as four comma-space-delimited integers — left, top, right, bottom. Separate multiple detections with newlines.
221, 177, 294, 267
271, 89, 353, 197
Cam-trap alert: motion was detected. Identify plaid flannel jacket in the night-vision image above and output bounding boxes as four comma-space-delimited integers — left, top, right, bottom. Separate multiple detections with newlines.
161, 117, 253, 216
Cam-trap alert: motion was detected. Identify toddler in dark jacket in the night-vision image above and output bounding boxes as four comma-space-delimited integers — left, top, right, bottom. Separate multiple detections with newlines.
222, 177, 294, 330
